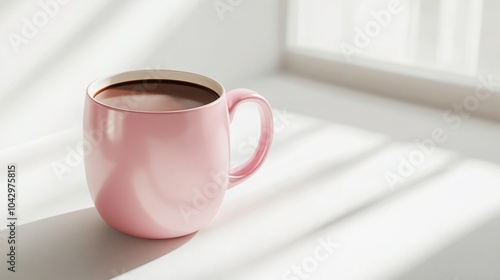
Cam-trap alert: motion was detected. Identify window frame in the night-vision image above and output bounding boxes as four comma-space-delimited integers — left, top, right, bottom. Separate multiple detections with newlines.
282, 0, 500, 122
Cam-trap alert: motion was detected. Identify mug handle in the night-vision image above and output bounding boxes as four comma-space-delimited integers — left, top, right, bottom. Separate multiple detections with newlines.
226, 88, 274, 188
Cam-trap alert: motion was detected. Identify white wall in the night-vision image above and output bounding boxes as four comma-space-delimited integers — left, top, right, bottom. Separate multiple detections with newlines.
0, 0, 282, 148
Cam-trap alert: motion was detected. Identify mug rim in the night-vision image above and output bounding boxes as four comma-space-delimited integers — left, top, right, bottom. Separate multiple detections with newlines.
86, 69, 226, 114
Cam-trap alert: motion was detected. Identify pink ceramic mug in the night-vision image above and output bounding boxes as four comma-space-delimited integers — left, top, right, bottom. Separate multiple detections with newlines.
84, 70, 273, 239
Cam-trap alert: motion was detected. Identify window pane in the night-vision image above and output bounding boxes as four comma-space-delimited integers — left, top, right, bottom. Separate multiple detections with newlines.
288, 0, 497, 77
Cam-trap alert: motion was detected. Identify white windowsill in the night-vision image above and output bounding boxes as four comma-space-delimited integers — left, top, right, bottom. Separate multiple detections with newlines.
284, 48, 500, 123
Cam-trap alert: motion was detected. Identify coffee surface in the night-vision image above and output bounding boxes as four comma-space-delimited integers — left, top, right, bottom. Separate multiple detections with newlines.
94, 79, 219, 111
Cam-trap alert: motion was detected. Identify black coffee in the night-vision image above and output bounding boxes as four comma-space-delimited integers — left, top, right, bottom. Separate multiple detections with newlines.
94, 79, 219, 111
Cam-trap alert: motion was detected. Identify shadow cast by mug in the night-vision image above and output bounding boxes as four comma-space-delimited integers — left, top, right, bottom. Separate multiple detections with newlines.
0, 207, 195, 280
